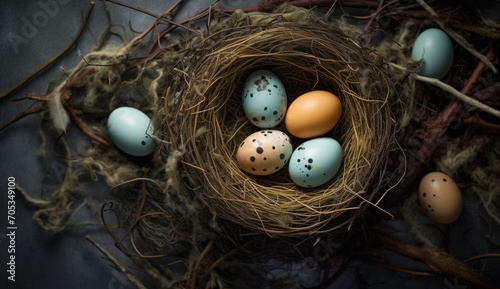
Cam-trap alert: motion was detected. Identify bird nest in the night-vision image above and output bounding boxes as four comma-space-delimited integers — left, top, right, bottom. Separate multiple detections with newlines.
155, 6, 402, 238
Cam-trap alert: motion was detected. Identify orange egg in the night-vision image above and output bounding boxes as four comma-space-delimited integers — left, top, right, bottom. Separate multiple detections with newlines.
418, 172, 463, 224
285, 90, 342, 139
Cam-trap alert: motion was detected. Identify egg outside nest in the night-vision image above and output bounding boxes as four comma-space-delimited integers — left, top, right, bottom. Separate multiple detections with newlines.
418, 171, 463, 224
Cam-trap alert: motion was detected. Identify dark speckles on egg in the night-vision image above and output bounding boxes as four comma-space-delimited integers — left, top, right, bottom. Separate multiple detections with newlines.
308, 158, 313, 163
237, 130, 292, 176
273, 110, 278, 115
252, 117, 258, 122
141, 141, 146, 145
261, 116, 266, 120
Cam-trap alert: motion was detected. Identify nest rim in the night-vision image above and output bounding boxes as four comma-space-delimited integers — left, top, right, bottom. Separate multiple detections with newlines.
158, 7, 399, 238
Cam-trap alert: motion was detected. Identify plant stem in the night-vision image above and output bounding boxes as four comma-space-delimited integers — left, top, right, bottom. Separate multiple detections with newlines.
85, 235, 148, 289
0, 2, 95, 100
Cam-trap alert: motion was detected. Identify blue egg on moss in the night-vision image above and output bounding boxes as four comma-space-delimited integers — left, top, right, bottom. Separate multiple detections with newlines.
107, 107, 156, 156
411, 28, 454, 79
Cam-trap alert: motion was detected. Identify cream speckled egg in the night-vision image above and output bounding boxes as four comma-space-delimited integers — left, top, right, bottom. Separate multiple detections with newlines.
418, 171, 463, 224
236, 130, 292, 176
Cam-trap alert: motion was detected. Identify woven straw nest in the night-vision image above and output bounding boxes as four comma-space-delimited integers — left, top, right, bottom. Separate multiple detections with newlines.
156, 6, 400, 238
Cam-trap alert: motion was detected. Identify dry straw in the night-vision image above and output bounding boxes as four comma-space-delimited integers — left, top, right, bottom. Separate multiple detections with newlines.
155, 6, 403, 238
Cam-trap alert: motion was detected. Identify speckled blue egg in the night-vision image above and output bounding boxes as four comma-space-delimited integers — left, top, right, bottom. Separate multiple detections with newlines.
411, 28, 454, 79
107, 107, 155, 156
242, 70, 287, 128
288, 138, 343, 188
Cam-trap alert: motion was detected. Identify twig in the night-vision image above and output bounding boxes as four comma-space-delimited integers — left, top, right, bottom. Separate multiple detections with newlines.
190, 240, 214, 289
376, 235, 500, 289
123, 0, 185, 50
64, 104, 111, 148
0, 105, 46, 132
415, 0, 497, 74
390, 63, 500, 118
111, 177, 163, 192
362, 0, 400, 34
107, 0, 162, 19
0, 2, 95, 99
463, 114, 500, 130
85, 235, 147, 289
369, 261, 434, 276
463, 253, 500, 263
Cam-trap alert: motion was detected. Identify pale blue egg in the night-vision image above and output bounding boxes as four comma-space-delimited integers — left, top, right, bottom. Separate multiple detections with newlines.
107, 107, 155, 156
288, 138, 343, 188
411, 28, 454, 79
242, 70, 287, 128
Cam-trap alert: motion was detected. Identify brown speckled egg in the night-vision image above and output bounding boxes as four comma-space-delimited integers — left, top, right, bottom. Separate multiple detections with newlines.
418, 171, 463, 224
236, 130, 292, 176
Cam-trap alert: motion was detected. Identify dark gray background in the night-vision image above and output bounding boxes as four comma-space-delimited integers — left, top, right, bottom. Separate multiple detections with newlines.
1, 1, 499, 289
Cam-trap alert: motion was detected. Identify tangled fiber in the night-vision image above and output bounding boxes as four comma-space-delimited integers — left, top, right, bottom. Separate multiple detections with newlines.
8, 0, 500, 288
154, 6, 405, 237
